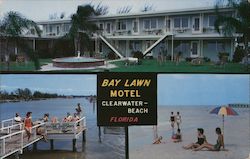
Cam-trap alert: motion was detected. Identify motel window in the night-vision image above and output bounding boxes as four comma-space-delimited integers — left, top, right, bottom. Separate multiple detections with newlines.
117, 20, 126, 30
151, 19, 157, 29
174, 18, 181, 28
174, 17, 188, 28
99, 23, 104, 30
56, 26, 60, 35
106, 23, 111, 34
182, 17, 188, 28
63, 24, 70, 32
49, 25, 53, 33
208, 15, 216, 27
144, 20, 150, 30
143, 19, 157, 30
166, 19, 171, 30
133, 20, 139, 33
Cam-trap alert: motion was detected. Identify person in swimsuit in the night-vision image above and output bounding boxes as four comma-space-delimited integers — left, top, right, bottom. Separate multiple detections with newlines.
24, 112, 33, 141
183, 128, 207, 149
43, 113, 49, 122
193, 127, 224, 151
172, 128, 182, 143
75, 103, 82, 117
170, 112, 175, 134
176, 112, 181, 129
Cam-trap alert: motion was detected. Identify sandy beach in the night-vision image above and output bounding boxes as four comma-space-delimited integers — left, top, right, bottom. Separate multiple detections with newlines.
129, 106, 250, 159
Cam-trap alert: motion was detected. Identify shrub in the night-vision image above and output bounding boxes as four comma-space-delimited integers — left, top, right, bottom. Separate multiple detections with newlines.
107, 52, 118, 60
203, 57, 211, 62
132, 51, 143, 59
233, 47, 245, 63
185, 57, 194, 62
218, 52, 229, 61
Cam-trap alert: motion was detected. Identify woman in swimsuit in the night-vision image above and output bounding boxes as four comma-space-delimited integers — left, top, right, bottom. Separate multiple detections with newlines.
170, 112, 175, 133
194, 127, 224, 151
183, 128, 207, 149
24, 112, 33, 141
176, 112, 181, 129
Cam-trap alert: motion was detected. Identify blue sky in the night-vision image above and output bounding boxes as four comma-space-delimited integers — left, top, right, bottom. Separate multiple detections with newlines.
158, 74, 249, 106
0, 74, 96, 95
0, 0, 218, 21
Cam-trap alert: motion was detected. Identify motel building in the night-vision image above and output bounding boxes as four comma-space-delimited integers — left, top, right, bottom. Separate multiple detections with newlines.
1, 6, 239, 62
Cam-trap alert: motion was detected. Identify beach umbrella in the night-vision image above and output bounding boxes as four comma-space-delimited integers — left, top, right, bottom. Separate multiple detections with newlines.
210, 105, 239, 134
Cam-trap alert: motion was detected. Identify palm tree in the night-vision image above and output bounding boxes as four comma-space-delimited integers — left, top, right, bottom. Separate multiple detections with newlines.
68, 5, 99, 56
214, 0, 250, 58
0, 11, 41, 70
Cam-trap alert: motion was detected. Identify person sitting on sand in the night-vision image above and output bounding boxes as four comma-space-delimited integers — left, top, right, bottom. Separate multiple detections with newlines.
24, 112, 33, 141
183, 128, 207, 149
14, 113, 22, 123
153, 136, 164, 144
172, 128, 182, 143
193, 127, 224, 151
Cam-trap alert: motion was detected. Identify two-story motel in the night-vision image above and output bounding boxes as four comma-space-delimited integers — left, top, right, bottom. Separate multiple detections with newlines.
37, 7, 237, 61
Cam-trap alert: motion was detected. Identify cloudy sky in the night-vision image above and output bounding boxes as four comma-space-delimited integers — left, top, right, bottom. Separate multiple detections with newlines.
0, 74, 96, 95
0, 0, 218, 21
158, 74, 249, 106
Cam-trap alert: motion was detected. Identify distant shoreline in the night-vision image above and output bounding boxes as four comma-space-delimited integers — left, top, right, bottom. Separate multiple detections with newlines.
0, 96, 94, 104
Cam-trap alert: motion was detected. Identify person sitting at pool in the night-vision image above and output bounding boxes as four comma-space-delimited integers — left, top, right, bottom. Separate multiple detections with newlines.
51, 116, 58, 123
183, 128, 207, 149
193, 127, 224, 151
14, 113, 22, 123
153, 136, 164, 144
63, 112, 73, 122
24, 112, 33, 141
72, 113, 80, 122
172, 128, 182, 143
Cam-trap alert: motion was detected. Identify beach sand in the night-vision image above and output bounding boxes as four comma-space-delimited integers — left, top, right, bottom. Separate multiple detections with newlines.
129, 106, 250, 159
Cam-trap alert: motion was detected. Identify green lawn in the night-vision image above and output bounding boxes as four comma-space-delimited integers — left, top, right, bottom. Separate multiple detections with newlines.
109, 59, 249, 73
0, 58, 249, 73
0, 59, 52, 72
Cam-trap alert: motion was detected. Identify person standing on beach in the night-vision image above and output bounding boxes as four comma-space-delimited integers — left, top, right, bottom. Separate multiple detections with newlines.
170, 112, 175, 135
176, 112, 182, 129
24, 112, 33, 141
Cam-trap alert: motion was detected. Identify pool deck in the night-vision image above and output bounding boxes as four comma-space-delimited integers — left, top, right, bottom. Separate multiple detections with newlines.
40, 63, 117, 71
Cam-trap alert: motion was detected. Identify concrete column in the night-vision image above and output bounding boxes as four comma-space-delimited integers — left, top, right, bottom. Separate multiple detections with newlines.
50, 140, 54, 150
82, 131, 86, 142
98, 126, 101, 143
33, 142, 37, 151
171, 35, 174, 61
33, 39, 36, 51
72, 139, 77, 152
126, 40, 129, 57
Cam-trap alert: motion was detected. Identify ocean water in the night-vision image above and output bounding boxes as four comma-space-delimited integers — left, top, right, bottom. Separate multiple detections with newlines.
0, 98, 125, 159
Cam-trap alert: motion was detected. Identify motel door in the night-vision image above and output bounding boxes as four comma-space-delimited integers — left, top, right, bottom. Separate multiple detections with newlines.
191, 41, 199, 58
192, 17, 200, 33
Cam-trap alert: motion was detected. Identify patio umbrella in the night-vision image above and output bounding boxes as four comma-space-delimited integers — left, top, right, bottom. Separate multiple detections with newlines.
210, 105, 239, 134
